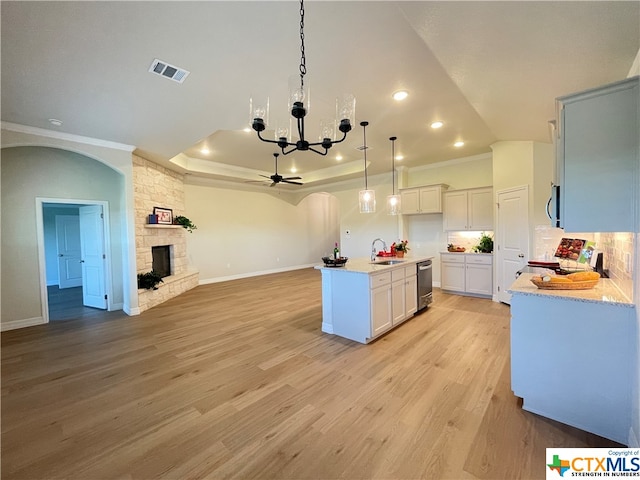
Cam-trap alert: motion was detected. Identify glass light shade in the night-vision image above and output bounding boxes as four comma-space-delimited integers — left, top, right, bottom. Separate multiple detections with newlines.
275, 122, 289, 141
359, 189, 376, 213
249, 96, 269, 124
288, 75, 309, 110
336, 93, 356, 124
386, 194, 401, 215
319, 119, 335, 140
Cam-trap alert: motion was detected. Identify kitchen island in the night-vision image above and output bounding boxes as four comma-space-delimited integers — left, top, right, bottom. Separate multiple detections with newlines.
315, 256, 433, 344
508, 272, 635, 444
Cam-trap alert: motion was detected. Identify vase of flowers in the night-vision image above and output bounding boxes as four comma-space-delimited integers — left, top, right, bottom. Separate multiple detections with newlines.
392, 240, 409, 258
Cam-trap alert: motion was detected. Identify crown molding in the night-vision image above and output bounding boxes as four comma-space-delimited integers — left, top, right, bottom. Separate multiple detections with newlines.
1, 122, 136, 152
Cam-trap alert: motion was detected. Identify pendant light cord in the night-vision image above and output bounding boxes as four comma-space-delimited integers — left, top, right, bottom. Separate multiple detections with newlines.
299, 0, 306, 90
363, 122, 368, 190
391, 137, 396, 195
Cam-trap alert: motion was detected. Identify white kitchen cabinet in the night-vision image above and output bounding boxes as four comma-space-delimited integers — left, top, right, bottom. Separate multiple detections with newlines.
440, 253, 492, 298
371, 283, 392, 336
404, 266, 418, 317
555, 76, 638, 232
509, 279, 634, 444
399, 184, 448, 214
443, 187, 493, 231
317, 260, 425, 344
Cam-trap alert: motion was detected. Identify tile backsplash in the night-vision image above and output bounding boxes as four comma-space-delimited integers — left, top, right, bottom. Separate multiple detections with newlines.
533, 225, 634, 301
447, 231, 494, 252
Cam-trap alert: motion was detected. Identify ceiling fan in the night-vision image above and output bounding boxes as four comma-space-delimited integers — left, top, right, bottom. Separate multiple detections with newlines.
249, 153, 303, 187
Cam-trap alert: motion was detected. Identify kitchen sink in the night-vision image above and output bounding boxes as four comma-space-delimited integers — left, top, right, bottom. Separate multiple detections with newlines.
372, 260, 405, 265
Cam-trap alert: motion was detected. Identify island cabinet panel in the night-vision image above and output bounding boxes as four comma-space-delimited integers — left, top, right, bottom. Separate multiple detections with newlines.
317, 258, 428, 344
510, 292, 634, 444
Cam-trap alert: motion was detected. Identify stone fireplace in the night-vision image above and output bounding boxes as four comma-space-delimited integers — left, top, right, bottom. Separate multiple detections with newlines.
152, 245, 172, 278
133, 155, 198, 313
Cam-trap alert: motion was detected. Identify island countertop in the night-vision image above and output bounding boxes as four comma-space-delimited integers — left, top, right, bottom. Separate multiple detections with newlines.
508, 272, 633, 307
314, 256, 433, 274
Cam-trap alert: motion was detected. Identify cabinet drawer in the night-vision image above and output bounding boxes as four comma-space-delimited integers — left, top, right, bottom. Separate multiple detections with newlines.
404, 266, 416, 278
370, 272, 392, 288
466, 255, 492, 265
391, 268, 405, 282
441, 254, 465, 264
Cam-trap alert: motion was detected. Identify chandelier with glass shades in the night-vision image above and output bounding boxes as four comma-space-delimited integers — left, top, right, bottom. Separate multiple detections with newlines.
250, 0, 355, 156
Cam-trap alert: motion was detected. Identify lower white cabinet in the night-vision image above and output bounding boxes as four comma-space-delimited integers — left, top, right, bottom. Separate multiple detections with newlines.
441, 253, 492, 298
319, 264, 420, 344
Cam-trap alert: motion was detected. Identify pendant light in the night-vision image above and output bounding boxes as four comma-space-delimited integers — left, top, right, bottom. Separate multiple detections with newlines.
358, 121, 376, 213
386, 136, 401, 215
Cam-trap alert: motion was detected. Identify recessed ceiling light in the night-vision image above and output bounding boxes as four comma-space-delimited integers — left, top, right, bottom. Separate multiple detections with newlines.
200, 147, 210, 155
395, 155, 404, 161
454, 141, 465, 148
243, 127, 251, 133
392, 90, 408, 101
48, 118, 63, 127
431, 121, 443, 129
290, 167, 297, 173
336, 155, 343, 161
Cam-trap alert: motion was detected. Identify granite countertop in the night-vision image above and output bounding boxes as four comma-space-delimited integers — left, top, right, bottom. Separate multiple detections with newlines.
508, 272, 633, 307
314, 256, 433, 275
440, 251, 493, 256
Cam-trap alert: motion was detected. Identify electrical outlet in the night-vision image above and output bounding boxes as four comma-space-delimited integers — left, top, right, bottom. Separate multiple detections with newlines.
226, 263, 231, 268
625, 252, 631, 273
277, 257, 280, 262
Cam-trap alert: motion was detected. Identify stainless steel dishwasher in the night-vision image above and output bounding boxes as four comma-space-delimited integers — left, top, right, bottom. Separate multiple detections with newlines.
417, 260, 433, 311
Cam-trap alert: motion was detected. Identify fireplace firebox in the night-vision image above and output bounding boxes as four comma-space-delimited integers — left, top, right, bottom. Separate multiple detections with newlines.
152, 245, 171, 278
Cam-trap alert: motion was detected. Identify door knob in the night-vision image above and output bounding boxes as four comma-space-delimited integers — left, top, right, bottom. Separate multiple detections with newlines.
80, 260, 85, 263
58, 254, 64, 257
518, 253, 525, 258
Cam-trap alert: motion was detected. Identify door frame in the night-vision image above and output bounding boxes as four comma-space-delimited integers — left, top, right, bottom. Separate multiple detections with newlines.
36, 197, 113, 323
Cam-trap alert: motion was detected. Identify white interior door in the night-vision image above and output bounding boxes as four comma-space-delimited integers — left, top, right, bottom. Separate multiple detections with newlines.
496, 186, 529, 304
79, 205, 107, 309
55, 215, 82, 288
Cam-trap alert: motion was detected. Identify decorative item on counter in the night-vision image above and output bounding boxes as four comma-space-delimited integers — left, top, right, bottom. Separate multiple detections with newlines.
333, 242, 340, 260
137, 271, 164, 290
577, 241, 596, 264
447, 244, 466, 252
530, 271, 600, 290
554, 237, 586, 260
322, 256, 348, 267
173, 215, 197, 233
148, 214, 158, 224
392, 240, 409, 258
473, 232, 494, 253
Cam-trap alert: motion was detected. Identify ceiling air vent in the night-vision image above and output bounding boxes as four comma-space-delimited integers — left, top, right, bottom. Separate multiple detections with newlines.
355, 145, 371, 152
148, 59, 190, 84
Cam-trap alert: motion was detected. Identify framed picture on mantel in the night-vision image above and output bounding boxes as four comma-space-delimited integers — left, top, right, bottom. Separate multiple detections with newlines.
153, 207, 173, 225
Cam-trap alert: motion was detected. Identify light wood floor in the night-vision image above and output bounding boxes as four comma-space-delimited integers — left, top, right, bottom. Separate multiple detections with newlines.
2, 268, 620, 479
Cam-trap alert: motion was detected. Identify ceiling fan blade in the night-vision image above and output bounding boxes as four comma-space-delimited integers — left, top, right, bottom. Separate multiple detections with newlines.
283, 176, 302, 180
282, 180, 303, 185
270, 182, 277, 187
259, 175, 271, 179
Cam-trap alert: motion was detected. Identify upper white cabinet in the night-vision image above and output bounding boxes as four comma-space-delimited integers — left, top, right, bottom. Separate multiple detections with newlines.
443, 187, 493, 231
399, 184, 448, 214
556, 76, 638, 232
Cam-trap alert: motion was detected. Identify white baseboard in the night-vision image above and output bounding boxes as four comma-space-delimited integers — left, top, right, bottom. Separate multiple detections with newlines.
123, 304, 140, 316
433, 281, 441, 288
199, 263, 316, 285
109, 302, 124, 311
1, 316, 45, 331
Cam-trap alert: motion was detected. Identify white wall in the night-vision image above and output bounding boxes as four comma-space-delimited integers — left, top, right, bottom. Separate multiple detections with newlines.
1, 146, 126, 327
184, 184, 339, 282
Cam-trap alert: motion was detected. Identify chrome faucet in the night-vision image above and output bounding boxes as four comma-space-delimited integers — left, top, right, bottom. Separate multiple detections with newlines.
371, 238, 387, 261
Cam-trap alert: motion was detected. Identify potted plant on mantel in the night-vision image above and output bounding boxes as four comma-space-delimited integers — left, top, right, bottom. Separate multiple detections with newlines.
173, 215, 197, 233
